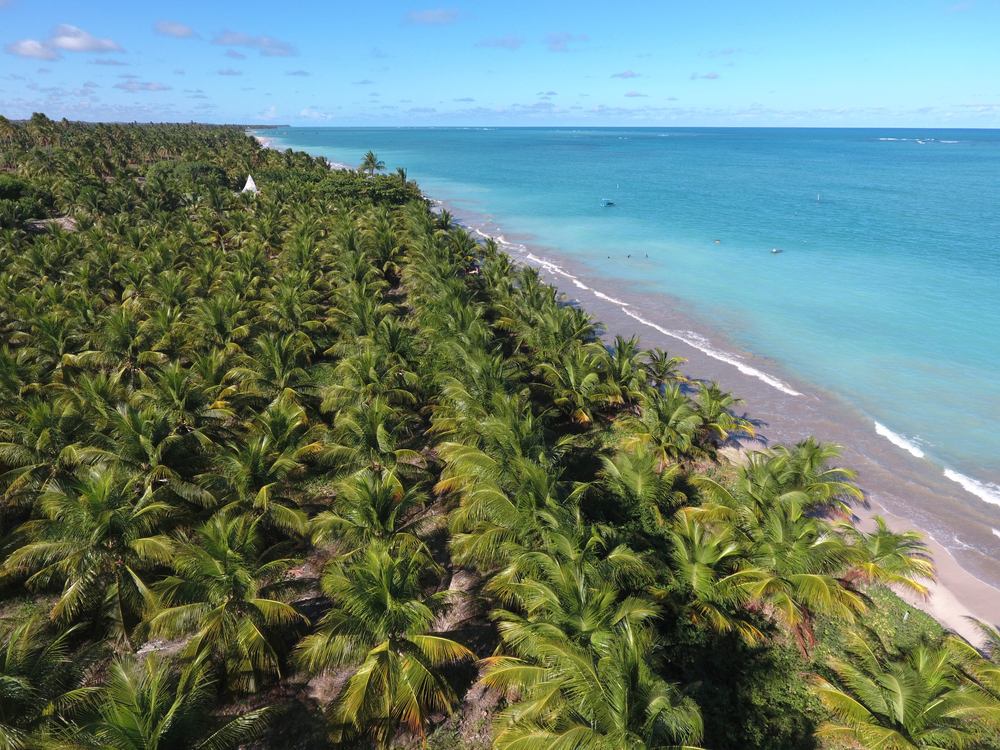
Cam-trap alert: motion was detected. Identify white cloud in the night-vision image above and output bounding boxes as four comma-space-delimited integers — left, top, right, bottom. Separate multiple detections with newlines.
154, 20, 198, 38
225, 49, 246, 59
544, 32, 588, 52
114, 80, 170, 91
211, 30, 297, 57
475, 34, 523, 50
217, 68, 242, 76
403, 8, 461, 25
612, 70, 638, 79
91, 58, 128, 66
49, 24, 123, 52
6, 25, 123, 60
624, 91, 647, 97
287, 70, 310, 76
5, 39, 60, 60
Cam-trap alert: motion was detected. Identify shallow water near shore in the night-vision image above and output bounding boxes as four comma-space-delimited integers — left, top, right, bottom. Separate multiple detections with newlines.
262, 126, 1000, 587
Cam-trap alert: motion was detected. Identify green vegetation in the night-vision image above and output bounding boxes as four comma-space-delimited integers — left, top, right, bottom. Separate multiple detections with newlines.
0, 111, 998, 749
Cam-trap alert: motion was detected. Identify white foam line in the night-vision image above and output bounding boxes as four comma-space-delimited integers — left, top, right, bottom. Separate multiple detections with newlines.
874, 421, 925, 458
944, 469, 1000, 507
620, 307, 803, 397
464, 212, 802, 398
593, 290, 630, 306
525, 252, 586, 285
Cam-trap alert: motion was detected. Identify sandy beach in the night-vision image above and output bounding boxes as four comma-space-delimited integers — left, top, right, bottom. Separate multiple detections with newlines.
435, 200, 1000, 648
252, 134, 353, 171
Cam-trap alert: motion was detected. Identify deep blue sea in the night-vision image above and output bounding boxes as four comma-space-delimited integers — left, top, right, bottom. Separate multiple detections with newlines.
262, 127, 1000, 523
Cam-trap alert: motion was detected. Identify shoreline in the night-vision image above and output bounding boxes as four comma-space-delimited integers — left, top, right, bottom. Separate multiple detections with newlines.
430, 197, 1000, 647
256, 133, 1000, 646
252, 132, 354, 171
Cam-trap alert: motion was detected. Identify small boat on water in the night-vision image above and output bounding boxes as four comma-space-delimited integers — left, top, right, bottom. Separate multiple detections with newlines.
601, 199, 615, 207
771, 248, 783, 254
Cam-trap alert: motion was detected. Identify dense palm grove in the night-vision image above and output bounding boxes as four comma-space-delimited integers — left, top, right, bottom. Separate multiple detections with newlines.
1, 113, 1000, 749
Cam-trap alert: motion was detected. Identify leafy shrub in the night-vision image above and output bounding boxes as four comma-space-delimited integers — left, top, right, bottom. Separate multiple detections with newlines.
0, 196, 46, 228
0, 175, 32, 201
317, 170, 422, 206
147, 160, 229, 189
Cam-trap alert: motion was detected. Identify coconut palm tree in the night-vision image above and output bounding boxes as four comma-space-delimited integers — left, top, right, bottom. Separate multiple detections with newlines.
310, 469, 437, 555
620, 387, 704, 469
0, 619, 91, 750
76, 654, 272, 750
482, 625, 703, 750
643, 348, 687, 390
537, 344, 618, 425
2, 467, 174, 643
663, 510, 763, 642
694, 382, 754, 446
294, 544, 475, 746
807, 633, 1000, 749
487, 526, 658, 653
359, 151, 385, 177
147, 513, 306, 694
838, 515, 937, 596
732, 502, 867, 657
600, 447, 689, 526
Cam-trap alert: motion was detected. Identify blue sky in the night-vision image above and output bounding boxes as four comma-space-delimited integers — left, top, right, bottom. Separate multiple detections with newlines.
1, 0, 998, 126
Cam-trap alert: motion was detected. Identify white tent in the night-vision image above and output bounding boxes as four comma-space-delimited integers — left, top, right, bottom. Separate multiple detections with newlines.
241, 175, 257, 194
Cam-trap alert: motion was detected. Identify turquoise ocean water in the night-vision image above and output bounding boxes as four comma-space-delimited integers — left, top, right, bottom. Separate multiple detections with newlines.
262, 127, 1000, 529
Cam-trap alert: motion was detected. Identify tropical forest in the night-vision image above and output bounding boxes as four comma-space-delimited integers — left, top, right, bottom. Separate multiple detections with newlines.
1, 112, 1000, 750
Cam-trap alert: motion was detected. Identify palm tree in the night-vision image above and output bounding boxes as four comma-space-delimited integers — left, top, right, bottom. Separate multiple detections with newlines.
808, 634, 1000, 749
326, 396, 423, 478
482, 625, 703, 750
487, 526, 658, 653
0, 619, 91, 750
537, 344, 618, 425
643, 347, 687, 390
359, 151, 385, 177
663, 510, 763, 642
2, 467, 174, 643
294, 544, 475, 746
620, 387, 704, 469
602, 334, 648, 406
147, 513, 306, 694
310, 469, 436, 555
77, 654, 272, 750
694, 382, 754, 447
600, 447, 689, 526
734, 502, 867, 657
839, 515, 937, 596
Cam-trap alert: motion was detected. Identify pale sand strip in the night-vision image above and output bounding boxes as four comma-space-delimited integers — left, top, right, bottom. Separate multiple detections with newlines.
435, 206, 1000, 650
857, 505, 1000, 646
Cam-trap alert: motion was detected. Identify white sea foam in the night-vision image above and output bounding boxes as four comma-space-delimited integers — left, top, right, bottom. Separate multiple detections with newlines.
526, 253, 577, 280
873, 421, 925, 458
992, 528, 1000, 540
463, 209, 803, 398
944, 469, 1000, 507
593, 290, 630, 306
620, 308, 803, 396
